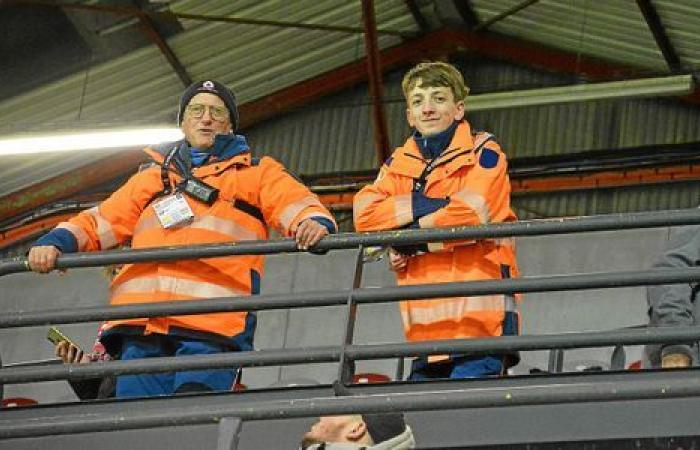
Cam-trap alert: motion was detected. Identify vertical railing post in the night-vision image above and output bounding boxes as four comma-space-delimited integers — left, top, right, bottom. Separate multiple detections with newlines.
333, 245, 365, 395
216, 416, 242, 450
610, 344, 627, 370
394, 356, 405, 381
548, 349, 564, 373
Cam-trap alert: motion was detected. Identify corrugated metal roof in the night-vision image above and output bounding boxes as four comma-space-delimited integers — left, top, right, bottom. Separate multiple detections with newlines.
469, 0, 669, 73
654, 0, 700, 71
513, 180, 700, 219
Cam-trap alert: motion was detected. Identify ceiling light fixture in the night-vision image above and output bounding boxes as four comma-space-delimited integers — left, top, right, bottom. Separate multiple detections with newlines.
0, 127, 184, 156
467, 75, 695, 111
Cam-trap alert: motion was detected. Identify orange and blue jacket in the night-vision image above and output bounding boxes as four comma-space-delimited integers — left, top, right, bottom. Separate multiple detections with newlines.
36, 135, 336, 351
354, 121, 520, 349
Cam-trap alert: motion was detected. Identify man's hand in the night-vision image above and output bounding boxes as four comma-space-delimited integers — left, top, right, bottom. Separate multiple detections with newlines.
294, 219, 329, 250
55, 341, 90, 364
388, 248, 409, 273
28, 246, 61, 273
662, 353, 692, 368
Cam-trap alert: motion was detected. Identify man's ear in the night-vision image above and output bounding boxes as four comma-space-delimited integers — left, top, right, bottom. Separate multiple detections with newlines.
347, 420, 368, 442
454, 100, 465, 121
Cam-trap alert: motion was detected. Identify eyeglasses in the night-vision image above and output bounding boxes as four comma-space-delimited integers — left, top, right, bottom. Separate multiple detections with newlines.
185, 103, 230, 122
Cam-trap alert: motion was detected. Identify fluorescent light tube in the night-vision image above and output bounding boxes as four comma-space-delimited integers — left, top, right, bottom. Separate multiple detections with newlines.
467, 75, 695, 111
0, 127, 184, 156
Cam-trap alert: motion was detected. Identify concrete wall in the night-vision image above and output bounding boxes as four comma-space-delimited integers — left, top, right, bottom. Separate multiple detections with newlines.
0, 227, 674, 403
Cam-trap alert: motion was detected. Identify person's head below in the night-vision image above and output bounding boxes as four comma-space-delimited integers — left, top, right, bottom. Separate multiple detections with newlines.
402, 61, 469, 138
177, 80, 239, 150
300, 413, 414, 449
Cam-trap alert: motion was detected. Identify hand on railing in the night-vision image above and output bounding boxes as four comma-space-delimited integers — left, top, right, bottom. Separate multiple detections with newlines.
27, 246, 61, 274
388, 248, 408, 273
293, 219, 330, 251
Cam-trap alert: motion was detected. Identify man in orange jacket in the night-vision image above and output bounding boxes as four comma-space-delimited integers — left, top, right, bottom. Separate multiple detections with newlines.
29, 80, 336, 397
354, 62, 520, 380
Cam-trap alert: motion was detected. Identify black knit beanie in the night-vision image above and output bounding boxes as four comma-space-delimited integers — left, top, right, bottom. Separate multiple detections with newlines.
362, 413, 406, 443
177, 80, 239, 130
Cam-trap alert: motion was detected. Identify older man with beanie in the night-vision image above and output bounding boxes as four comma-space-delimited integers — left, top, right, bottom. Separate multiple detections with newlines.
28, 80, 336, 398
301, 413, 415, 449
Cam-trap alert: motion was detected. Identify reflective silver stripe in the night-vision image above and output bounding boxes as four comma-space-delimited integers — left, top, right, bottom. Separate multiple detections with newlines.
86, 206, 118, 250
55, 222, 89, 251
353, 193, 382, 224
394, 193, 413, 225
133, 214, 160, 235
452, 188, 489, 224
505, 294, 518, 313
134, 214, 260, 241
418, 213, 435, 229
491, 237, 515, 248
279, 196, 323, 232
402, 295, 514, 326
112, 275, 246, 299
194, 215, 259, 241
473, 132, 493, 150
427, 241, 445, 252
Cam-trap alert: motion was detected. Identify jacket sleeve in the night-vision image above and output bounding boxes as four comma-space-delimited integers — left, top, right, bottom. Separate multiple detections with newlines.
647, 226, 700, 359
353, 164, 415, 232
257, 157, 336, 236
36, 169, 159, 252
417, 142, 514, 253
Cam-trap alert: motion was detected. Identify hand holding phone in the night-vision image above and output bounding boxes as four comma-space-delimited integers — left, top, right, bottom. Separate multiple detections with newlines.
47, 327, 87, 364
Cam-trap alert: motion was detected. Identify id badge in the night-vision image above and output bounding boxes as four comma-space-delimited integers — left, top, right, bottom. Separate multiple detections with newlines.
153, 193, 194, 229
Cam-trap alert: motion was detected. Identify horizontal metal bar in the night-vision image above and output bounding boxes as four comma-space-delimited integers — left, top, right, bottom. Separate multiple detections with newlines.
3, 326, 700, 385
1, 369, 699, 439
2, 266, 700, 328
0, 346, 340, 385
346, 326, 700, 360
2, 208, 700, 277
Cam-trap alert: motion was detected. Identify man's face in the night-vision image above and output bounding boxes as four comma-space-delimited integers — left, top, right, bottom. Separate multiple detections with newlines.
181, 92, 231, 149
406, 80, 465, 137
301, 416, 362, 447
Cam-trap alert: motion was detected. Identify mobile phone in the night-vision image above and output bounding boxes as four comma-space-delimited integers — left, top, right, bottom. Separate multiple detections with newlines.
46, 326, 80, 350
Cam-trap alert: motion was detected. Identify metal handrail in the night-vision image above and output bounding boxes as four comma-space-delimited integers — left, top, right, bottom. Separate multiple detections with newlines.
2, 266, 700, 328
2, 208, 700, 276
2, 326, 700, 385
2, 370, 700, 439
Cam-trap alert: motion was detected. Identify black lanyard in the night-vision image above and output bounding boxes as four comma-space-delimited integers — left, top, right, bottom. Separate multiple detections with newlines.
160, 145, 180, 195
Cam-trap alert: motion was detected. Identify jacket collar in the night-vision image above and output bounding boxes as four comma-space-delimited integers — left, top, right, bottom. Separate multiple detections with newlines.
387, 121, 476, 178
144, 134, 251, 176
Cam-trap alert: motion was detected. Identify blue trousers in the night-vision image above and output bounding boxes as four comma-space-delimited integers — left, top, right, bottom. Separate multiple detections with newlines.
408, 355, 504, 380
115, 335, 238, 399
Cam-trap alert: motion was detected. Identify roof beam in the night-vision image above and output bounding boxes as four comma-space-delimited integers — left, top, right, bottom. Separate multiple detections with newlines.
136, 12, 192, 87
474, 0, 540, 32
362, 0, 392, 163
404, 0, 430, 34
636, 0, 682, 73
453, 1, 480, 29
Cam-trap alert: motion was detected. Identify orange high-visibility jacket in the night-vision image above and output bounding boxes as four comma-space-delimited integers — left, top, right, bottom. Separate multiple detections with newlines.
354, 121, 520, 345
54, 139, 335, 350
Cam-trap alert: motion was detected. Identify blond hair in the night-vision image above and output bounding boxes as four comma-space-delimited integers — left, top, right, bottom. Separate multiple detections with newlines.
401, 61, 470, 102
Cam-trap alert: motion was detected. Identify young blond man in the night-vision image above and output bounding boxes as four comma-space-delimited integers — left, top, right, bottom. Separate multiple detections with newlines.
354, 62, 520, 380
